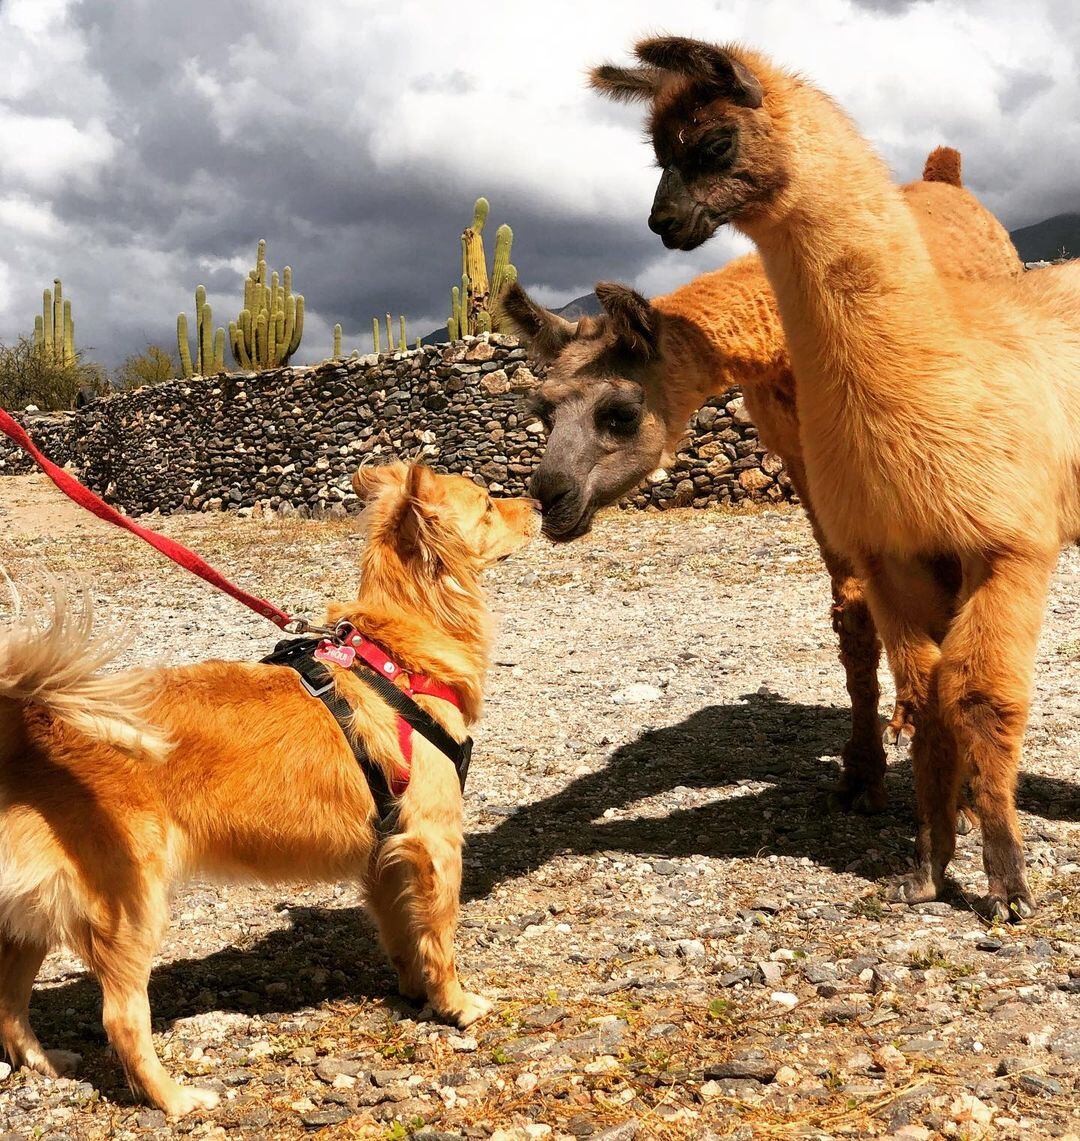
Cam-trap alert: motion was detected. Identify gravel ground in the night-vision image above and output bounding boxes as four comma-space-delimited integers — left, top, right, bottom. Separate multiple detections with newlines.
0, 473, 1076, 1141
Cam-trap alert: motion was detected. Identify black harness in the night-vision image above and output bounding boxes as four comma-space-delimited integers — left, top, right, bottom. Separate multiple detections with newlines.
261, 636, 472, 833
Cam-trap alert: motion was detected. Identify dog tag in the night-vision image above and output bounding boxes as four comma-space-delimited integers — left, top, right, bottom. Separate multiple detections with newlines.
314, 640, 356, 669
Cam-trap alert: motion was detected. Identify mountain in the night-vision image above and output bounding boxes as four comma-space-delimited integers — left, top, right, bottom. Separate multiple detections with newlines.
1009, 213, 1080, 263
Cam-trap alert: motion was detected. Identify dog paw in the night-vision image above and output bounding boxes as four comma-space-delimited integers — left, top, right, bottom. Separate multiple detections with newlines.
20, 1048, 82, 1079
449, 991, 493, 1028
165, 1085, 220, 1118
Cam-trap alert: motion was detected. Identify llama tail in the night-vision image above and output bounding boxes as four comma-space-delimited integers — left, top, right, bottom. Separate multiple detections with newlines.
922, 146, 962, 187
0, 575, 170, 761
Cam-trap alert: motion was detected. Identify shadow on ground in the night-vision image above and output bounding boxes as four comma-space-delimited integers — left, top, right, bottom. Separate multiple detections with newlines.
25, 694, 1078, 1096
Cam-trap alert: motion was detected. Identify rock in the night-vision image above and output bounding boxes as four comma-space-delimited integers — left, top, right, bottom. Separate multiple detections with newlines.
315, 1058, 365, 1083
704, 1054, 776, 1082
1047, 1026, 1080, 1061
1018, 1074, 1062, 1098
0, 1062, 9, 1081
611, 683, 662, 705
299, 1105, 355, 1128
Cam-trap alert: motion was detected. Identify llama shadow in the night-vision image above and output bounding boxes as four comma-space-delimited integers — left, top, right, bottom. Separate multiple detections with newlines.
462, 691, 1080, 900
25, 694, 1078, 1086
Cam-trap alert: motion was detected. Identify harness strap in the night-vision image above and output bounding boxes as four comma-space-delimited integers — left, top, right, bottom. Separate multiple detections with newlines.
262, 637, 472, 835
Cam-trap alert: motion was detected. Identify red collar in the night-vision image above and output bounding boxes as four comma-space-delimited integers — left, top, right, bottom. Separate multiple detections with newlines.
320, 624, 463, 795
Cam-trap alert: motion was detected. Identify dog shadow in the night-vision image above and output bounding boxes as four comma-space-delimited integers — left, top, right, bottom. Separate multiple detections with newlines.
26, 694, 1078, 1079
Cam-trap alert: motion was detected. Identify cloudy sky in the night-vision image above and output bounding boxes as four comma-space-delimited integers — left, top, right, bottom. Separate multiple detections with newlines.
0, 0, 1077, 369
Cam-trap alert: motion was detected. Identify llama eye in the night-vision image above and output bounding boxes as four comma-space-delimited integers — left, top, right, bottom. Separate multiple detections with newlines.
597, 404, 642, 436
704, 133, 735, 165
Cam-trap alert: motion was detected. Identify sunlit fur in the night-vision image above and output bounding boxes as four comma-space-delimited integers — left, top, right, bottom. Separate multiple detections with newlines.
508, 149, 1021, 815
0, 464, 538, 1116
594, 35, 1080, 918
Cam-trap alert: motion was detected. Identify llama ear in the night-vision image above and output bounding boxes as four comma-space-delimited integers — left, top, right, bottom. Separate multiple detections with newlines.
588, 63, 661, 103
634, 37, 763, 108
352, 461, 407, 503
595, 282, 658, 359
501, 281, 578, 363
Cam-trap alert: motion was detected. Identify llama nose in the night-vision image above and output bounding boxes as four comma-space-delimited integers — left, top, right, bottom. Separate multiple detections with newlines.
529, 467, 575, 514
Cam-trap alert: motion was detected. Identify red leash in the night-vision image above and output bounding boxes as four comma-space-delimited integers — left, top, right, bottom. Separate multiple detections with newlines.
0, 408, 299, 630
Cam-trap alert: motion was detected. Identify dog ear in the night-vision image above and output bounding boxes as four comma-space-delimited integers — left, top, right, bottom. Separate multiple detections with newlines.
595, 282, 659, 359
633, 37, 763, 108
501, 282, 578, 363
397, 464, 446, 572
352, 462, 407, 503
588, 63, 661, 103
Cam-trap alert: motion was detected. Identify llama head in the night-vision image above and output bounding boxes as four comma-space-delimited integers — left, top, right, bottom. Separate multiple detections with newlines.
502, 281, 669, 541
591, 37, 789, 250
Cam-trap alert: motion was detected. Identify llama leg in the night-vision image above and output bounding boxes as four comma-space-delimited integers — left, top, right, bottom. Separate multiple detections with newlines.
367, 853, 425, 1002
385, 832, 490, 1028
79, 890, 219, 1116
0, 936, 70, 1076
828, 569, 887, 813
794, 475, 887, 812
936, 552, 1053, 919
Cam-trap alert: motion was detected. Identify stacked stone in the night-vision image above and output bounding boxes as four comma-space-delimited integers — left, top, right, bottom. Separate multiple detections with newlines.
0, 336, 792, 516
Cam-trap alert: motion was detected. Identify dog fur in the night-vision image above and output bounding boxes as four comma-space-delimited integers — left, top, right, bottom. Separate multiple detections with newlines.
0, 463, 538, 1115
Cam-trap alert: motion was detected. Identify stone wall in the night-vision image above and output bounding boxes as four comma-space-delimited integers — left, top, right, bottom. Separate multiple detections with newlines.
0, 336, 792, 516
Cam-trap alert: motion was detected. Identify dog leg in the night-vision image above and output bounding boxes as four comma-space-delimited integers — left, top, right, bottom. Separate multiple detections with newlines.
389, 833, 491, 1028
0, 935, 68, 1077
367, 855, 425, 1002
80, 889, 219, 1117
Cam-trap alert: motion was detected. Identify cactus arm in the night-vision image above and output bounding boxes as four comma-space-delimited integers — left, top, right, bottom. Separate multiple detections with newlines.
333, 323, 342, 359
42, 289, 54, 364
52, 280, 63, 363
476, 309, 492, 334
177, 313, 193, 378
290, 295, 304, 357
385, 313, 392, 352
33, 315, 44, 354
399, 315, 406, 352
373, 318, 380, 354
63, 301, 74, 365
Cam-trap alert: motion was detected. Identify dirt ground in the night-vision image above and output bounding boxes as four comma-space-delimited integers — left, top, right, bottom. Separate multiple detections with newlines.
0, 473, 1076, 1141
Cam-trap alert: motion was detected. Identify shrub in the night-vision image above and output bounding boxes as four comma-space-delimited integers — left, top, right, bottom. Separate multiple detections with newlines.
0, 336, 108, 411
114, 345, 177, 391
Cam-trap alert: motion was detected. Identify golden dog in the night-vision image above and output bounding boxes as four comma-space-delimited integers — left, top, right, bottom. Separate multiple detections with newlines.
0, 463, 538, 1116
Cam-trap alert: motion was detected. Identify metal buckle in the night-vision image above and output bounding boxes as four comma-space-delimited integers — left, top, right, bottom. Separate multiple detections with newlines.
299, 673, 336, 698
283, 617, 334, 637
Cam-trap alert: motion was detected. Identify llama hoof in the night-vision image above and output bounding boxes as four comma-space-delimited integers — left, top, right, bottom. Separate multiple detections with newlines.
829, 777, 887, 815
882, 721, 915, 749
888, 872, 939, 905
989, 893, 1036, 924
164, 1085, 220, 1118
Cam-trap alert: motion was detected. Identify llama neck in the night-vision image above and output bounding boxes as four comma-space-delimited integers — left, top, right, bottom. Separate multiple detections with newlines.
653, 259, 788, 450
742, 89, 949, 413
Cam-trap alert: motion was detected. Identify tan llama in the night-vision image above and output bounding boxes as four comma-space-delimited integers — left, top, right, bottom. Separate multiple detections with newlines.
505, 147, 1021, 816
590, 36, 1080, 919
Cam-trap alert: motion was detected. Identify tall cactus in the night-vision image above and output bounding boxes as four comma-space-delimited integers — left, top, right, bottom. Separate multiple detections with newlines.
333, 323, 342, 359
372, 317, 380, 355
447, 199, 517, 338
177, 285, 225, 378
371, 313, 411, 355
33, 279, 76, 365
229, 239, 304, 369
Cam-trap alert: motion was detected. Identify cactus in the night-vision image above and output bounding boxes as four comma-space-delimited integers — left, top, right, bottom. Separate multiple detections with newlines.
177, 285, 226, 378
372, 318, 380, 355
385, 313, 393, 353
447, 200, 517, 338
33, 279, 76, 365
333, 324, 342, 359
399, 315, 406, 352
229, 239, 304, 369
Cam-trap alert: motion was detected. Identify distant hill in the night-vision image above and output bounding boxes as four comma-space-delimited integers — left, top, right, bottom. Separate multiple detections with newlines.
1009, 213, 1080, 263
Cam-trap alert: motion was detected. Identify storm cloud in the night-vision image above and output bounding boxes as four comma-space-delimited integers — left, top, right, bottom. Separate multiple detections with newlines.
0, 0, 1076, 368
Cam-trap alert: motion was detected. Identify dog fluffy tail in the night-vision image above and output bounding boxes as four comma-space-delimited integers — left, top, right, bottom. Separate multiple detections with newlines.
0, 576, 170, 761
923, 146, 962, 187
